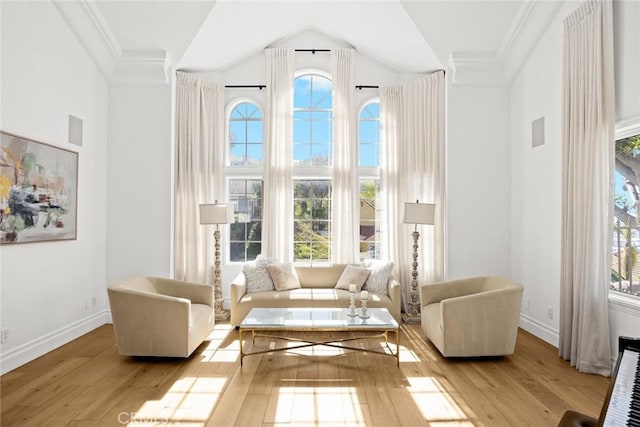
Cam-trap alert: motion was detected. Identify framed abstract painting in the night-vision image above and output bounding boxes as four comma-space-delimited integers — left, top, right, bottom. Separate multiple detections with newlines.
0, 131, 78, 244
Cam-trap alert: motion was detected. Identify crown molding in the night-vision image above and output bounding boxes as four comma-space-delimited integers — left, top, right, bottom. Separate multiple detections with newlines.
111, 50, 170, 85
448, 52, 507, 86
52, 0, 170, 85
449, 0, 564, 87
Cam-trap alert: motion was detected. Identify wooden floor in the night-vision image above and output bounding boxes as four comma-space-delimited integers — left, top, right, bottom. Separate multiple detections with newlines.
1, 324, 610, 426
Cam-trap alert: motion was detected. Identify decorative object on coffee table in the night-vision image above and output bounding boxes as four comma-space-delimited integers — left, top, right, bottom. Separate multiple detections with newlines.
200, 201, 234, 320
348, 283, 358, 317
402, 200, 435, 323
359, 290, 370, 319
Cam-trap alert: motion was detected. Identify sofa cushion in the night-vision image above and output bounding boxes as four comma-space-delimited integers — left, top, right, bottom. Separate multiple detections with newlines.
362, 260, 394, 295
335, 265, 370, 291
243, 256, 278, 293
267, 262, 301, 291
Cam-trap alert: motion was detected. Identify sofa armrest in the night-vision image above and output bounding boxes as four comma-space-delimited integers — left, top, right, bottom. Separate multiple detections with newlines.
151, 277, 214, 307
420, 277, 485, 307
230, 272, 247, 303
387, 277, 402, 323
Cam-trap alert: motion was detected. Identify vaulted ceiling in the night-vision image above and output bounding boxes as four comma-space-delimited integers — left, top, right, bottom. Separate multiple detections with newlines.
52, 0, 564, 86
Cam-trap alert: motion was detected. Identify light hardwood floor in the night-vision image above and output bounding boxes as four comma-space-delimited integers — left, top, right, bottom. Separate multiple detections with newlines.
1, 323, 610, 426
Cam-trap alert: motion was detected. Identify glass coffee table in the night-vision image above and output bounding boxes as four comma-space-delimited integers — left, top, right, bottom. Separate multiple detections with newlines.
238, 307, 400, 367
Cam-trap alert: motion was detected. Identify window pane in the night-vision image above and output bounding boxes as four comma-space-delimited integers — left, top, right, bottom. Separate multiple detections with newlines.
293, 120, 311, 144
359, 178, 381, 261
312, 119, 331, 144
360, 144, 378, 167
612, 132, 640, 297
360, 121, 378, 144
229, 179, 263, 262
229, 121, 246, 143
294, 76, 312, 108
229, 144, 245, 167
246, 144, 263, 165
246, 121, 262, 143
359, 102, 381, 168
293, 179, 332, 263
311, 144, 330, 166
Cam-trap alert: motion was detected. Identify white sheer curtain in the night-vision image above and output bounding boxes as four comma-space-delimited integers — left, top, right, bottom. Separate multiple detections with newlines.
174, 72, 224, 283
381, 71, 446, 312
331, 48, 358, 263
380, 84, 408, 293
263, 48, 295, 262
560, 0, 614, 375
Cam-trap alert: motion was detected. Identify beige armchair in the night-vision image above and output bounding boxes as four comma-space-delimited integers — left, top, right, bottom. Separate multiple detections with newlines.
108, 276, 215, 357
420, 276, 523, 357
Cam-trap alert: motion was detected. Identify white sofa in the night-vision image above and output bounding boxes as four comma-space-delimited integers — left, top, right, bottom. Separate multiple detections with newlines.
230, 264, 401, 326
420, 276, 523, 357
108, 276, 215, 357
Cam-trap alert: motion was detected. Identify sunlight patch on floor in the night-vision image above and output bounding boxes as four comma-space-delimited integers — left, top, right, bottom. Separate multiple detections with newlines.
406, 376, 474, 426
200, 325, 239, 362
129, 377, 227, 426
269, 385, 365, 425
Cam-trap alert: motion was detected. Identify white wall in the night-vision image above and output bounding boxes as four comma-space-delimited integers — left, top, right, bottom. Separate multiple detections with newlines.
106, 83, 173, 284
446, 83, 511, 279
510, 1, 640, 349
0, 1, 108, 374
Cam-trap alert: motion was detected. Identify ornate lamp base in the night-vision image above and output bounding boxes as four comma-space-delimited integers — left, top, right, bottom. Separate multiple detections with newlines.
402, 313, 421, 324
215, 308, 230, 321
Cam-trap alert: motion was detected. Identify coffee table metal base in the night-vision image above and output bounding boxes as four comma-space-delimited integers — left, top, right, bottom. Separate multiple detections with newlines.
239, 328, 400, 367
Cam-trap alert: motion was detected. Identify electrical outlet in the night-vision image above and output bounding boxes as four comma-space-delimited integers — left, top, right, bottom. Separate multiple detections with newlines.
524, 298, 530, 310
91, 296, 97, 308
547, 306, 553, 319
1, 329, 9, 344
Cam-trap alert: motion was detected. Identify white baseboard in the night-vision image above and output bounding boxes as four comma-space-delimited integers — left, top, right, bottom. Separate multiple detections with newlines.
519, 313, 559, 348
0, 311, 108, 375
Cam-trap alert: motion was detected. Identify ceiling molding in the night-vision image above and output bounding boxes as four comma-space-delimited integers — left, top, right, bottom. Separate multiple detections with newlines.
52, 0, 120, 79
449, 52, 507, 87
497, 1, 536, 61
111, 50, 170, 85
450, 0, 564, 86
52, 0, 169, 85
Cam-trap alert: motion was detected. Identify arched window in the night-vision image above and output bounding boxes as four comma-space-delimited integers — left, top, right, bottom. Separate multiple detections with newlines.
227, 100, 263, 262
358, 100, 381, 260
293, 74, 333, 167
228, 101, 263, 167
293, 73, 333, 262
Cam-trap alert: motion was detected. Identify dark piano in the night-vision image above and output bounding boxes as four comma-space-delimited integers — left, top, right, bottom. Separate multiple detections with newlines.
558, 336, 640, 427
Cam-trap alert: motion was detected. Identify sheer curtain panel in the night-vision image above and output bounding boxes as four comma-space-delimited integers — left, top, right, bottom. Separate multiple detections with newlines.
174, 72, 224, 283
560, 0, 614, 375
263, 48, 295, 262
380, 71, 446, 313
331, 48, 358, 263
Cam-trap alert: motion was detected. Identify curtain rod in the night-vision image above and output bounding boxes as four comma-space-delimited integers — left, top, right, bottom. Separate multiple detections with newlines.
225, 85, 266, 90
225, 84, 379, 90
294, 49, 331, 54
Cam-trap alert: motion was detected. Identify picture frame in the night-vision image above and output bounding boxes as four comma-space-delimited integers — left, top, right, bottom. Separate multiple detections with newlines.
0, 131, 78, 244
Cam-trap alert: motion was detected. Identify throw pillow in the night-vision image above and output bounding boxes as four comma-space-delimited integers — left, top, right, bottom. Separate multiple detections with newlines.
335, 265, 371, 292
266, 262, 301, 291
362, 259, 394, 295
242, 255, 278, 293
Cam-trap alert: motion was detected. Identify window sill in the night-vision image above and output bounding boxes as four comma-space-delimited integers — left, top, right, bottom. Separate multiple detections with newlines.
608, 291, 640, 311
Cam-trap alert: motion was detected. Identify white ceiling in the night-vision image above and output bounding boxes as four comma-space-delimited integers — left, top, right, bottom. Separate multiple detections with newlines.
54, 0, 562, 85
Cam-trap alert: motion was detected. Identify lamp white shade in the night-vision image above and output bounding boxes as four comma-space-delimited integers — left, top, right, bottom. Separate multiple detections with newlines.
199, 203, 235, 224
403, 202, 435, 225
